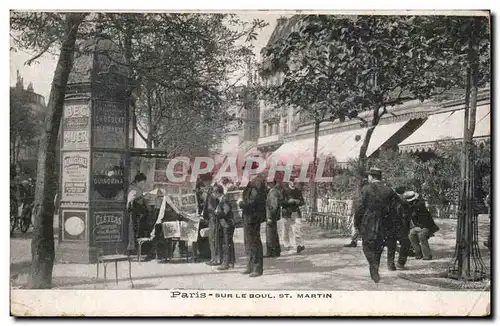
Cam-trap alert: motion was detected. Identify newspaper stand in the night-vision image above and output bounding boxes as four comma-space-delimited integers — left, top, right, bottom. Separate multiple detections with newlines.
128, 149, 205, 262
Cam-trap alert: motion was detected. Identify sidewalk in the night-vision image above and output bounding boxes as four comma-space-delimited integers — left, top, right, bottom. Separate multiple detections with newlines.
11, 217, 491, 291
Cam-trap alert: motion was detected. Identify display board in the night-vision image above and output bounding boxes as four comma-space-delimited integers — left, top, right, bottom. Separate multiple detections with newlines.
62, 210, 87, 242
61, 151, 90, 202
224, 190, 243, 226
93, 211, 124, 243
92, 152, 126, 202
92, 100, 127, 149
62, 103, 90, 150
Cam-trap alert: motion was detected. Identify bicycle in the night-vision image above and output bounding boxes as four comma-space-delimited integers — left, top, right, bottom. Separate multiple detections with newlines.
10, 199, 32, 235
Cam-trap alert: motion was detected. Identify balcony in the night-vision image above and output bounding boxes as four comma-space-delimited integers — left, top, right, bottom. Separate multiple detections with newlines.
258, 133, 283, 145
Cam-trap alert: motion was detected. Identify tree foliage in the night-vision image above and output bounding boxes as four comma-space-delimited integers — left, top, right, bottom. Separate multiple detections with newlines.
98, 13, 267, 153
10, 88, 40, 165
11, 11, 88, 288
260, 14, 490, 180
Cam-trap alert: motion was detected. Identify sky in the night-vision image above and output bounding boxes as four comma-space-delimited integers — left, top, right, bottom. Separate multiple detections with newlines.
9, 13, 284, 101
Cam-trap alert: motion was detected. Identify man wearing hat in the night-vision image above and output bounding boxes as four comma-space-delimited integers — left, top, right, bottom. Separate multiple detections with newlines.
353, 167, 400, 283
404, 191, 439, 260
386, 186, 413, 270
281, 178, 306, 254
265, 173, 284, 257
239, 174, 268, 277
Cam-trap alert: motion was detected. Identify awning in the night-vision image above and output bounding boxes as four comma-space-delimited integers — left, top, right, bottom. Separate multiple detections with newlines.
267, 120, 411, 167
399, 104, 491, 152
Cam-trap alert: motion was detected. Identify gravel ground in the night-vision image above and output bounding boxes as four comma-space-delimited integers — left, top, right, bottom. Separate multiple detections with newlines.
10, 216, 491, 291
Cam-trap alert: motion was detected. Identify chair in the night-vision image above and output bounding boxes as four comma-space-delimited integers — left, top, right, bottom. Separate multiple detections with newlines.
93, 228, 134, 288
137, 237, 154, 262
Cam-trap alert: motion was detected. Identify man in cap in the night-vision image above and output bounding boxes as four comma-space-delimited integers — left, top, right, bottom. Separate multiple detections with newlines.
353, 167, 400, 283
281, 178, 306, 254
404, 191, 439, 260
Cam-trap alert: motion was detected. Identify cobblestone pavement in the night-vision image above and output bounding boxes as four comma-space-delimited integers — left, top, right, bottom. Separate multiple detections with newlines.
10, 216, 491, 291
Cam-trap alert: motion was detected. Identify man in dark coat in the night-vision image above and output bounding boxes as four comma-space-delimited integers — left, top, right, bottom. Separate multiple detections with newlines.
265, 176, 283, 257
213, 184, 236, 270
386, 186, 412, 270
354, 167, 399, 283
404, 191, 439, 260
239, 175, 267, 277
203, 184, 223, 266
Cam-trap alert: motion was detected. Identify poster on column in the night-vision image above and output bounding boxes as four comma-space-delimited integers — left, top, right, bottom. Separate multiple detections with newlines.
92, 152, 125, 202
61, 151, 90, 202
93, 100, 127, 149
93, 211, 123, 243
62, 210, 87, 241
62, 103, 90, 150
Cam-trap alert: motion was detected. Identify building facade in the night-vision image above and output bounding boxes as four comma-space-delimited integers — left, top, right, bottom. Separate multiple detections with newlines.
10, 70, 48, 174
257, 16, 491, 168
218, 61, 261, 157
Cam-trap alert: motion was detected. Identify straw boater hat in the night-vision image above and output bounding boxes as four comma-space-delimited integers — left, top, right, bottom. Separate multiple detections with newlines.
403, 191, 419, 202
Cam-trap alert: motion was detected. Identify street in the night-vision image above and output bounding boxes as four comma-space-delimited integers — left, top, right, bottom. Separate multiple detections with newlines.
10, 216, 491, 291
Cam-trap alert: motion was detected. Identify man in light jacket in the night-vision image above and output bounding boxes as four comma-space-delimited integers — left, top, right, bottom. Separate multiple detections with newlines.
281, 179, 306, 254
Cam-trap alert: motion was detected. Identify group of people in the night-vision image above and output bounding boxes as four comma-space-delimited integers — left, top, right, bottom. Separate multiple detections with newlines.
345, 167, 440, 283
10, 164, 36, 232
125, 166, 489, 284
199, 173, 306, 278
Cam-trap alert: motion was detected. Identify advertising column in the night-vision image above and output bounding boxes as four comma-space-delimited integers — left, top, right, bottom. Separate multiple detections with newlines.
58, 101, 92, 263
90, 99, 128, 257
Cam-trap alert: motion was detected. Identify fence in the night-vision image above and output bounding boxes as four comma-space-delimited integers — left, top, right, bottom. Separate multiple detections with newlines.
303, 197, 353, 235
427, 203, 459, 219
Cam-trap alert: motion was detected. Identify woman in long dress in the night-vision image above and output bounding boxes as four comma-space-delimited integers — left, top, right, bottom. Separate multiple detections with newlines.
127, 173, 148, 253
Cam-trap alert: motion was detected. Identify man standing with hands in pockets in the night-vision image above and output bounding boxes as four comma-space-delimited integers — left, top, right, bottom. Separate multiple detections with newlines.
282, 179, 306, 254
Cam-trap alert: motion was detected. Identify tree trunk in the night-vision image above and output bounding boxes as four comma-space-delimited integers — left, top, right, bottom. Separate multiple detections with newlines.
356, 106, 383, 193
449, 18, 485, 281
146, 87, 154, 149
29, 13, 85, 289
11, 138, 18, 166
16, 139, 21, 164
310, 120, 320, 213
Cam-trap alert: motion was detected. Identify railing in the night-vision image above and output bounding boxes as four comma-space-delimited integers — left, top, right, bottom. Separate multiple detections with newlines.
303, 197, 353, 235
427, 204, 459, 219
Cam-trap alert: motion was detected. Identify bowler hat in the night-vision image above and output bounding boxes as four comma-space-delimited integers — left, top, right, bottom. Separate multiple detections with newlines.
367, 167, 382, 178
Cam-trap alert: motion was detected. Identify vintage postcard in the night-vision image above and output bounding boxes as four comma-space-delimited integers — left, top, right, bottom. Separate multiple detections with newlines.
9, 9, 491, 317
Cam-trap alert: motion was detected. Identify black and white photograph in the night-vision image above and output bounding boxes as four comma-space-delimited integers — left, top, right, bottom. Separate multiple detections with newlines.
8, 9, 491, 316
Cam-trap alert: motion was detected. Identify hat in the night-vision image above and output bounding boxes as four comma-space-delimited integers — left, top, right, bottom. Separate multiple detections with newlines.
394, 186, 406, 195
213, 184, 224, 194
367, 167, 382, 178
134, 173, 147, 182
403, 191, 419, 202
